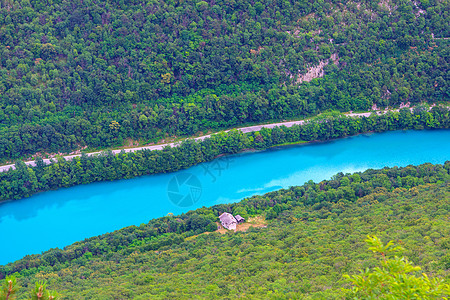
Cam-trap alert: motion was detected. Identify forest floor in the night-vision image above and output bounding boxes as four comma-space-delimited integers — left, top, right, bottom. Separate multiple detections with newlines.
0, 104, 445, 172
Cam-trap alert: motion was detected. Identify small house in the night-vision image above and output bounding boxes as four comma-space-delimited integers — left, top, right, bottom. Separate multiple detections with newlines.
235, 215, 245, 224
219, 212, 237, 230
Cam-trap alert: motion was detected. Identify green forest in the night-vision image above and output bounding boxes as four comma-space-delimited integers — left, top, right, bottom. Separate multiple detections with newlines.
1, 0, 450, 298
0, 0, 448, 161
1, 106, 449, 202
1, 163, 449, 298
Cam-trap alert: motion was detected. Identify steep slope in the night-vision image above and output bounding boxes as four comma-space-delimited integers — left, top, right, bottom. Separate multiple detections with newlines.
0, 0, 448, 161
2, 163, 449, 299
1, 109, 449, 202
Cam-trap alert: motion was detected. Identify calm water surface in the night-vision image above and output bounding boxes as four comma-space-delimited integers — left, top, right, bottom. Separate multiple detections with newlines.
1, 129, 449, 265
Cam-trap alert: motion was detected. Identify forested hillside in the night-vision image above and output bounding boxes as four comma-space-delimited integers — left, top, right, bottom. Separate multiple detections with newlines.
2, 0, 449, 298
0, 0, 448, 161
1, 107, 449, 202
2, 163, 449, 298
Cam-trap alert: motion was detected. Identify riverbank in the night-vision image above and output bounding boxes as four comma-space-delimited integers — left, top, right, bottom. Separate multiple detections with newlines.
2, 104, 446, 173
0, 107, 448, 203
2, 161, 449, 274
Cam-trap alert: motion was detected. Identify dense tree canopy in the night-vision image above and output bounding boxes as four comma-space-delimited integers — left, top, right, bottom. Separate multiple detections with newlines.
1, 163, 449, 298
1, 0, 449, 297
344, 236, 450, 299
1, 107, 448, 202
0, 0, 448, 161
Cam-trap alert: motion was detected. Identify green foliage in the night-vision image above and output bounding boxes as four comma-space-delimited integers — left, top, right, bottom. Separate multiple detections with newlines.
0, 276, 17, 300
1, 164, 449, 299
1, 108, 449, 202
1, 2, 449, 296
344, 236, 450, 299
205, 222, 218, 232
0, 0, 448, 162
0, 277, 58, 300
196, 1, 209, 11
30, 281, 59, 300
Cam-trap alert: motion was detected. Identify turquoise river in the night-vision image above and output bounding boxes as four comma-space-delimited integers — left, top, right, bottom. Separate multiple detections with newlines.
1, 129, 449, 265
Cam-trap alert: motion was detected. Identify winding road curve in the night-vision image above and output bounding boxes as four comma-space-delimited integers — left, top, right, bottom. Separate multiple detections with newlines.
0, 108, 426, 173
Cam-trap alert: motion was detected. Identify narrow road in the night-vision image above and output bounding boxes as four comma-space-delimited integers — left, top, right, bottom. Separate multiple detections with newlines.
0, 107, 426, 172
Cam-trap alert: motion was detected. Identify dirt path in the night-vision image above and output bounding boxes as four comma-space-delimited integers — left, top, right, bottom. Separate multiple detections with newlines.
0, 106, 439, 172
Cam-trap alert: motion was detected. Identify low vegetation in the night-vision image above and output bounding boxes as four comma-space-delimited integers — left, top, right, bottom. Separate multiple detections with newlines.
0, 0, 448, 161
2, 0, 449, 297
2, 163, 449, 298
1, 106, 448, 202
343, 236, 450, 299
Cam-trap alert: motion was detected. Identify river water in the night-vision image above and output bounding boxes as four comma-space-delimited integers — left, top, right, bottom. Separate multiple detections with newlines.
1, 129, 449, 265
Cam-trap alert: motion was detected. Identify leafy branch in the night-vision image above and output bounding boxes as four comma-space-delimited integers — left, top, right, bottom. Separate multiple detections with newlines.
0, 277, 59, 300
343, 235, 450, 299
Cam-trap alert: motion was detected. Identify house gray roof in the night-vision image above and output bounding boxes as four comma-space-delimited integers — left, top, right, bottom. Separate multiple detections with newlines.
235, 215, 245, 222
219, 212, 236, 225
219, 212, 237, 230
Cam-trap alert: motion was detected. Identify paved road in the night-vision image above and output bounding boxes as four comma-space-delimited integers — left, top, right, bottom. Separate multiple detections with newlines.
0, 108, 424, 172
